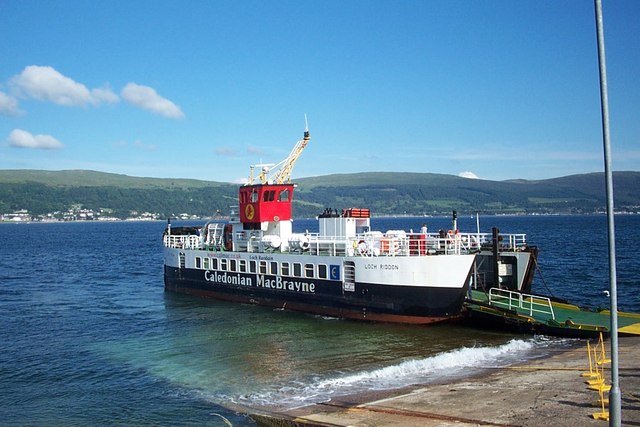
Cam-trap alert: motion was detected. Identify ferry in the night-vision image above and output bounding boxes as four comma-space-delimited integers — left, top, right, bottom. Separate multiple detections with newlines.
163, 126, 538, 324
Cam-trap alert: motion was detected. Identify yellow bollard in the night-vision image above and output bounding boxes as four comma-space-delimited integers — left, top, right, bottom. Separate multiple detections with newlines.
586, 345, 605, 385
581, 340, 600, 378
596, 332, 611, 365
588, 382, 611, 392
591, 386, 610, 421
587, 359, 610, 392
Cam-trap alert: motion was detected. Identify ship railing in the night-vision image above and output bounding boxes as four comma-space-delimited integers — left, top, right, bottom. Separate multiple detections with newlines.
163, 234, 203, 250
500, 233, 528, 250
303, 231, 527, 257
306, 233, 352, 256
365, 231, 489, 256
488, 287, 555, 320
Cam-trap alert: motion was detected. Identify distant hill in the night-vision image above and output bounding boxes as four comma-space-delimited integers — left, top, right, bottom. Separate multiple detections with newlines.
295, 171, 640, 216
0, 169, 638, 219
0, 169, 227, 189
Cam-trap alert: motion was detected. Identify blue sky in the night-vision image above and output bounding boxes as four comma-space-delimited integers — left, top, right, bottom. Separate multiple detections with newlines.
1, 1, 638, 183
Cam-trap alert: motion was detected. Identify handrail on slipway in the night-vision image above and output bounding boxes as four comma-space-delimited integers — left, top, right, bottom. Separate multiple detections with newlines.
488, 287, 555, 320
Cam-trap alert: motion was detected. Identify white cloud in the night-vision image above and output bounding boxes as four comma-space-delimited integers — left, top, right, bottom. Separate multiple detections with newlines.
459, 171, 479, 179
247, 145, 265, 156
10, 65, 118, 107
7, 129, 63, 150
121, 82, 184, 119
215, 147, 238, 156
91, 85, 120, 104
133, 140, 157, 151
0, 91, 23, 116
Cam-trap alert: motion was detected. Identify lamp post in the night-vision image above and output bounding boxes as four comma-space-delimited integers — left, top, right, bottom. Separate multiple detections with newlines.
593, 1, 620, 425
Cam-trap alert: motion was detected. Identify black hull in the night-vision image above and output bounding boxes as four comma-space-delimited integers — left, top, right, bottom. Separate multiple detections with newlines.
164, 266, 469, 324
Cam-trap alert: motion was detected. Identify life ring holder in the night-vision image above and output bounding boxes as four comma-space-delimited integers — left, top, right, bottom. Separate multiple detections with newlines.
357, 240, 368, 256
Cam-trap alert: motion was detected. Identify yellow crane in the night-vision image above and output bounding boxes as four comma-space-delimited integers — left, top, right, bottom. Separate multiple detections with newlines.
247, 116, 311, 185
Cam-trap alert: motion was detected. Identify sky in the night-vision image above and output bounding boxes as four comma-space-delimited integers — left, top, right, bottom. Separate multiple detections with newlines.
0, 1, 638, 183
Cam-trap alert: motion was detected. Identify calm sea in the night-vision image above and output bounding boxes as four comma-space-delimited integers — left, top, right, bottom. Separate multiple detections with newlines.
1, 215, 638, 426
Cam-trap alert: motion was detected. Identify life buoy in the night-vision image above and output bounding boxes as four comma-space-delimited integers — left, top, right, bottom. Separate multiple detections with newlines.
447, 230, 460, 243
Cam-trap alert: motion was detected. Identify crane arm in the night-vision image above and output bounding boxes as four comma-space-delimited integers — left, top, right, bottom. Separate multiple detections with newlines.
247, 118, 311, 185
271, 129, 311, 184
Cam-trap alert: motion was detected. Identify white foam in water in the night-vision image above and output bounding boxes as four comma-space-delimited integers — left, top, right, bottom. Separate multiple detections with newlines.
233, 338, 539, 409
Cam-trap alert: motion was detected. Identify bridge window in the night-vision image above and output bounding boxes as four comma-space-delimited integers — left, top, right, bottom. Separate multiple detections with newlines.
263, 190, 276, 202
278, 189, 289, 202
251, 191, 259, 202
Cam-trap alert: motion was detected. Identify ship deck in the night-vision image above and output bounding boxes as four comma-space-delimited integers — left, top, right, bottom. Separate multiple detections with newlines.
465, 288, 640, 338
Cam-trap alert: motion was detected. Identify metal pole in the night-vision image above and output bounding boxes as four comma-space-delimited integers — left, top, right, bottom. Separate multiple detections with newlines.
593, 1, 620, 425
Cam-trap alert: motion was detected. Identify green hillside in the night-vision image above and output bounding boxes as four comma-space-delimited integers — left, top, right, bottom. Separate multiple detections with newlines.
0, 169, 226, 189
0, 169, 638, 219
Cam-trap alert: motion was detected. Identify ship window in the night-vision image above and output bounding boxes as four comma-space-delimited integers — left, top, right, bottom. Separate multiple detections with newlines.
203, 257, 209, 269
249, 260, 256, 273
239, 259, 247, 273
195, 257, 201, 269
251, 191, 259, 202
212, 258, 218, 270
220, 259, 228, 271
318, 264, 327, 279
281, 262, 290, 276
278, 189, 289, 202
270, 261, 278, 275
305, 263, 314, 278
229, 259, 237, 272
259, 261, 267, 275
293, 263, 302, 277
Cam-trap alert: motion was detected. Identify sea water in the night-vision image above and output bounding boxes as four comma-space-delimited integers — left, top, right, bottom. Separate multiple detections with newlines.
0, 215, 638, 425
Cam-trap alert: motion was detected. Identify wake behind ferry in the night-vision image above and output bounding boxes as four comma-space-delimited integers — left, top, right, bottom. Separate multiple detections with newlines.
163, 126, 537, 324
